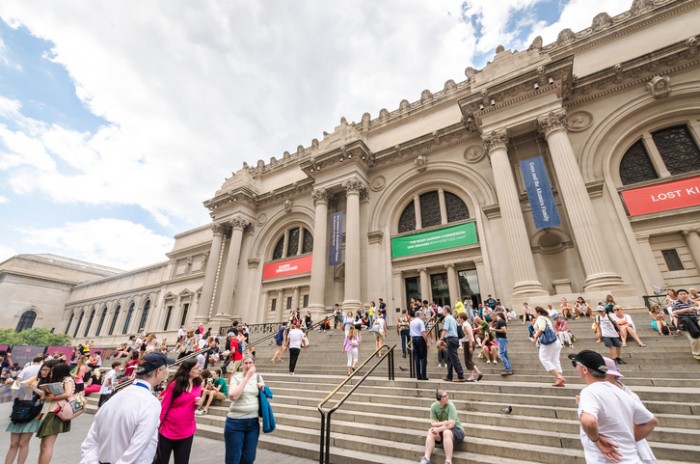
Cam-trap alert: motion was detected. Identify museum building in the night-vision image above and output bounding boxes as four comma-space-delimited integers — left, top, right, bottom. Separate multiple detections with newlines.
2, 0, 700, 342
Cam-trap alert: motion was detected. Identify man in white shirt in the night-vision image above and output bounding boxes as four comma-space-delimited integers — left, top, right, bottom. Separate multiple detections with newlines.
570, 349, 657, 464
81, 352, 175, 464
98, 361, 122, 408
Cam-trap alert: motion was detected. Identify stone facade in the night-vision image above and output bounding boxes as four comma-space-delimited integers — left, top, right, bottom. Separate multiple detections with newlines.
4, 0, 700, 344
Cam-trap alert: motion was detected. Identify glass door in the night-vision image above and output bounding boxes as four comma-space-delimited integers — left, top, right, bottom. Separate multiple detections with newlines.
430, 272, 450, 307
458, 269, 481, 308
404, 277, 421, 310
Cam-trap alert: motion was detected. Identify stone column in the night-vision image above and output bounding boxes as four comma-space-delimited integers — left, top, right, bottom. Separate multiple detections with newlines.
342, 178, 365, 310
438, 189, 448, 224
277, 289, 285, 322
473, 257, 492, 299
483, 130, 547, 296
682, 229, 700, 271
414, 195, 422, 230
446, 263, 459, 307
215, 217, 250, 323
194, 223, 226, 324
419, 268, 430, 302
538, 110, 623, 290
308, 188, 330, 318
292, 286, 300, 310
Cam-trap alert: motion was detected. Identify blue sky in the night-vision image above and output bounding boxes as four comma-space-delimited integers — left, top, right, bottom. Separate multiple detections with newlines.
0, 0, 630, 269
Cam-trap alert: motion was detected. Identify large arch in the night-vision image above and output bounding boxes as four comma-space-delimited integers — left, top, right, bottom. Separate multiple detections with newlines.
249, 205, 315, 260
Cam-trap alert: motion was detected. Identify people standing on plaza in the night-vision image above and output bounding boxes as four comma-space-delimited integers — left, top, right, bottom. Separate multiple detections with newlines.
439, 306, 465, 383
419, 389, 464, 464
493, 312, 513, 376
396, 309, 411, 359
225, 354, 264, 464
602, 357, 658, 464
70, 355, 88, 395
285, 322, 305, 375
569, 349, 657, 463
343, 326, 361, 376
36, 362, 75, 464
595, 305, 626, 365
154, 359, 203, 464
80, 352, 174, 464
672, 288, 700, 359
532, 306, 565, 387
410, 310, 430, 380
4, 357, 47, 464
456, 314, 482, 382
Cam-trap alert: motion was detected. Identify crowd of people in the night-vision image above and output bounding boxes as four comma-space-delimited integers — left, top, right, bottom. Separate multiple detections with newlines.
2, 287, 698, 463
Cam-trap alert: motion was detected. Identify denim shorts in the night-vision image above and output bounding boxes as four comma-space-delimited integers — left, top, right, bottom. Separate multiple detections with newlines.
603, 336, 621, 348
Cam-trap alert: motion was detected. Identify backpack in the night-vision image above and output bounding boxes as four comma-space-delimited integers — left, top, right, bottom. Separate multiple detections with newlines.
456, 323, 466, 339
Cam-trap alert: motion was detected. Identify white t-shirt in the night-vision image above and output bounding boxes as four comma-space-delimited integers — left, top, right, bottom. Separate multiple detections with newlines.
597, 315, 619, 338
287, 328, 305, 349
578, 382, 655, 464
100, 369, 117, 395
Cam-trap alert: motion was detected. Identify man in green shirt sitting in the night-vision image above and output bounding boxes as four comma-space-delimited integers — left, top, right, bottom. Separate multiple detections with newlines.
197, 368, 229, 416
420, 389, 465, 464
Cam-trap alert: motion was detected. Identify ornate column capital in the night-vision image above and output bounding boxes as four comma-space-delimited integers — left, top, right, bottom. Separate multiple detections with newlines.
342, 177, 367, 195
537, 109, 568, 138
481, 129, 508, 154
211, 222, 226, 236
312, 188, 329, 206
229, 216, 250, 231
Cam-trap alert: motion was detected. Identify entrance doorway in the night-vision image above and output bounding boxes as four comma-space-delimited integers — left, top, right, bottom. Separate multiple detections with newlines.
404, 276, 421, 309
430, 273, 450, 307
458, 269, 481, 309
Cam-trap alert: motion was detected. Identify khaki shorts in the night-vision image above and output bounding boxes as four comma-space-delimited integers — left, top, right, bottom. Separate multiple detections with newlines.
226, 360, 241, 373
214, 391, 226, 401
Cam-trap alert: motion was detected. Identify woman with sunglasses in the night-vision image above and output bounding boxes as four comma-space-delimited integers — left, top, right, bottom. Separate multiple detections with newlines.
224, 354, 265, 464
610, 306, 646, 347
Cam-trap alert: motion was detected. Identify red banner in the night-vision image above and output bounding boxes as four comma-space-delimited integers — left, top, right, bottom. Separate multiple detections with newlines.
621, 176, 700, 216
262, 255, 312, 281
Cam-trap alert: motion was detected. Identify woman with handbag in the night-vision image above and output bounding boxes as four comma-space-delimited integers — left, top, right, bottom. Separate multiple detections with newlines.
155, 359, 203, 464
532, 306, 565, 387
5, 361, 51, 464
225, 354, 265, 464
343, 326, 361, 375
36, 362, 75, 464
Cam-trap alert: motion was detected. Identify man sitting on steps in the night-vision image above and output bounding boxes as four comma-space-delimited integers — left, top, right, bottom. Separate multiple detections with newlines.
420, 389, 465, 464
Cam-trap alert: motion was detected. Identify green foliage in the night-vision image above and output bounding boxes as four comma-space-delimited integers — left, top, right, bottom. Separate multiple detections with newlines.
0, 328, 71, 347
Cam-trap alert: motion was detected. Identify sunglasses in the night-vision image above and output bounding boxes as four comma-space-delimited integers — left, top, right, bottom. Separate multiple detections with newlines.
571, 361, 579, 368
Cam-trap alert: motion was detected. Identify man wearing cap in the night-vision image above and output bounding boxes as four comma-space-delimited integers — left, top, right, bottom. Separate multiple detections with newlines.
671, 288, 700, 360
569, 350, 657, 463
594, 304, 626, 365
603, 357, 657, 464
80, 352, 175, 464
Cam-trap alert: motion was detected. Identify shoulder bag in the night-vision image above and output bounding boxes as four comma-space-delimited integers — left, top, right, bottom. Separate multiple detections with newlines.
10, 398, 43, 424
539, 319, 557, 345
56, 394, 85, 421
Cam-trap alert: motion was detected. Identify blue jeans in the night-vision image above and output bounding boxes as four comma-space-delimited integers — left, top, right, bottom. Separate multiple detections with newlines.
224, 417, 260, 464
498, 337, 512, 371
400, 330, 410, 355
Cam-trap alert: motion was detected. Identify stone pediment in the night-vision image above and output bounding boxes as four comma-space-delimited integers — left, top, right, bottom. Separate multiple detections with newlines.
472, 47, 548, 89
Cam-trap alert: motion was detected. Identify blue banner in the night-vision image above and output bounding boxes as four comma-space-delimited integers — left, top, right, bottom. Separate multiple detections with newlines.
519, 156, 560, 229
329, 211, 344, 265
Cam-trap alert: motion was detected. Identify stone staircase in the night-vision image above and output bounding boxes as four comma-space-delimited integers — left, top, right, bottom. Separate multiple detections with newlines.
87, 312, 700, 463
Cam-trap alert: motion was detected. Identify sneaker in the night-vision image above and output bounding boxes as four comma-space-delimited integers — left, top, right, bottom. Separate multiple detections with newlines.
693, 355, 700, 361
453, 378, 466, 383
420, 457, 432, 464
486, 360, 491, 364
442, 377, 451, 381
444, 461, 452, 464
493, 360, 498, 364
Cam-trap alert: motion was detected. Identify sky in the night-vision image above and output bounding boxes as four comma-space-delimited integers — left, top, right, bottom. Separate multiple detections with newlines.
0, 0, 631, 270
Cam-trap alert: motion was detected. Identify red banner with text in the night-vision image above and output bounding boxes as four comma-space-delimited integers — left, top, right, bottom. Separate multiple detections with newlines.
621, 176, 700, 216
262, 255, 312, 281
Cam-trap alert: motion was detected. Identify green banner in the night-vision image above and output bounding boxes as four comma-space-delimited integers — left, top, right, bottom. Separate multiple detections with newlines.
391, 222, 478, 258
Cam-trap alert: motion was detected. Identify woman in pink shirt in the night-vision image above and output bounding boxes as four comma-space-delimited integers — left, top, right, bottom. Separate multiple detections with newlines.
155, 359, 203, 464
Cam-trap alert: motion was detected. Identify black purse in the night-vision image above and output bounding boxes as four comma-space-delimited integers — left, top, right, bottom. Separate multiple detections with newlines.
10, 398, 43, 424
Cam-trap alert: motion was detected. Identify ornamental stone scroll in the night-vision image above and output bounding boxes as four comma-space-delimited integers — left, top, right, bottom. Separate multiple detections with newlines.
481, 129, 508, 154
537, 110, 568, 138
343, 178, 367, 196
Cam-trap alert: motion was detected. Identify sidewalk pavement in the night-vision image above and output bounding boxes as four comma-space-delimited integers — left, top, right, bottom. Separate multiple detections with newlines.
0, 401, 316, 464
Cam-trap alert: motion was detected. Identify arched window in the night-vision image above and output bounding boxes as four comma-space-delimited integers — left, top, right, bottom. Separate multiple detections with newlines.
65, 312, 74, 335
138, 300, 151, 332
620, 140, 657, 185
109, 305, 120, 336
122, 302, 135, 334
620, 124, 700, 185
95, 307, 108, 336
652, 125, 700, 174
398, 190, 470, 233
83, 308, 96, 337
271, 227, 313, 260
73, 310, 84, 338
16, 310, 37, 332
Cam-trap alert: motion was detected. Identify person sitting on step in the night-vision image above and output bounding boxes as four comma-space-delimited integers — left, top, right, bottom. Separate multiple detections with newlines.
420, 389, 464, 464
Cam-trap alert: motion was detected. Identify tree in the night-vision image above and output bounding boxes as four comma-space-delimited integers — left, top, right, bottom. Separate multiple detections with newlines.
0, 328, 71, 347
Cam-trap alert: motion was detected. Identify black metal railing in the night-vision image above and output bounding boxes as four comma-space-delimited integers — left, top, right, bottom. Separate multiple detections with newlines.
317, 344, 396, 464
219, 315, 333, 337
112, 347, 210, 393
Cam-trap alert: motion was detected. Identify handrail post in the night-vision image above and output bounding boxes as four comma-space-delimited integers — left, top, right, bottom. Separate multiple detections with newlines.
324, 413, 332, 464
388, 348, 394, 380
318, 411, 326, 464
408, 346, 414, 378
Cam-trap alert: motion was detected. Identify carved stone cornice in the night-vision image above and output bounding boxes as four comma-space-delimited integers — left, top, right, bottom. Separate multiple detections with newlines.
312, 188, 329, 206
343, 178, 367, 195
537, 110, 568, 138
367, 230, 384, 244
229, 216, 250, 231
482, 130, 508, 154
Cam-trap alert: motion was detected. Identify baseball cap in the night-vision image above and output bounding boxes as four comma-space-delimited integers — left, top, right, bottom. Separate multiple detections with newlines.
135, 352, 175, 375
595, 305, 605, 312
603, 357, 623, 377
568, 350, 608, 375
551, 311, 559, 319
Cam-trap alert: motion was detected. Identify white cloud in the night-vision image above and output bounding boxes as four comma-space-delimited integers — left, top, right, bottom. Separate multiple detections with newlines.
0, 195, 8, 203
19, 218, 174, 270
0, 243, 15, 263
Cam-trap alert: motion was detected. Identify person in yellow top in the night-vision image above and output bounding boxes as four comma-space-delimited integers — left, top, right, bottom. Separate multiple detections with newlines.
454, 300, 466, 318
368, 301, 376, 326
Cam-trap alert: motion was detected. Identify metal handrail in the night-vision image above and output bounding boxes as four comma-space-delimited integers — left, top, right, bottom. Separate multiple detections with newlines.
243, 316, 333, 348
317, 344, 396, 464
406, 318, 440, 379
